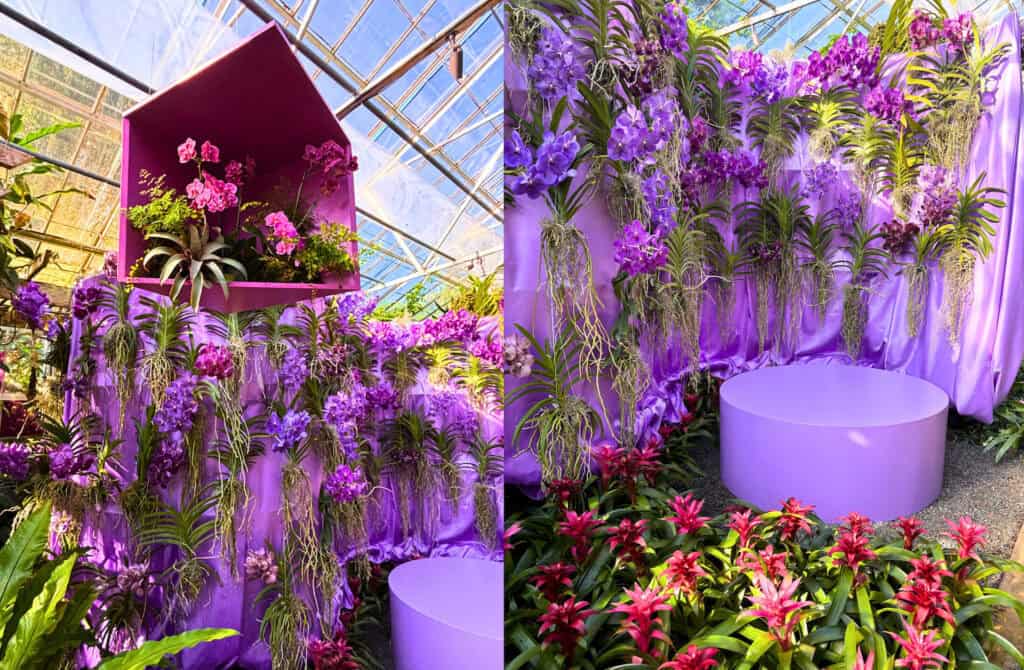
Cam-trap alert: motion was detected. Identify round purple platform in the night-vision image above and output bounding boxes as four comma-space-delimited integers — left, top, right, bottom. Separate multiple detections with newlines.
389, 557, 502, 670
720, 364, 949, 522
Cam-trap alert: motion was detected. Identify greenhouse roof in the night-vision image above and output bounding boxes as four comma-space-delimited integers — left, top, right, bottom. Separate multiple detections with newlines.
0, 0, 503, 311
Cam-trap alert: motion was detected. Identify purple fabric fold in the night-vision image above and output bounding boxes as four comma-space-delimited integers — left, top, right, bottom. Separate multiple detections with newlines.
505, 15, 1024, 487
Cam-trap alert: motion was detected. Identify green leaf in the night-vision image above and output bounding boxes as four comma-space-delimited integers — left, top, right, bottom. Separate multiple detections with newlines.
0, 503, 51, 636
0, 552, 75, 668
97, 628, 238, 670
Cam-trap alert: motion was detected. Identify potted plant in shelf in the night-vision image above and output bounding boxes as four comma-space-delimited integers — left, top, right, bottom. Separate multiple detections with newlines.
118, 23, 360, 312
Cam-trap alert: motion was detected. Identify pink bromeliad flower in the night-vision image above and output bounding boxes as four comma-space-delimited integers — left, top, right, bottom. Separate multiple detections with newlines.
531, 563, 576, 602
852, 648, 876, 670
778, 497, 815, 541
609, 518, 648, 567
896, 516, 925, 550
611, 583, 671, 657
943, 516, 987, 561
906, 555, 953, 586
558, 511, 602, 562
840, 512, 875, 536
888, 619, 948, 670
739, 544, 789, 581
504, 521, 522, 551
896, 577, 955, 628
663, 550, 706, 595
593, 442, 626, 485
539, 597, 594, 662
741, 572, 812, 650
630, 440, 663, 482
727, 509, 762, 547
660, 645, 718, 670
665, 493, 710, 535
828, 526, 877, 575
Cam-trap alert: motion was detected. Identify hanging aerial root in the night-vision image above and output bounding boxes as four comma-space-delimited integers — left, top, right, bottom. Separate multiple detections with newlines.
940, 248, 976, 351
841, 283, 869, 361
143, 352, 174, 407
905, 263, 929, 339
474, 482, 498, 552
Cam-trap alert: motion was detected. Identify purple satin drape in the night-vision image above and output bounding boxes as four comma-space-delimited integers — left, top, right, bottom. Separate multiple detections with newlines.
64, 277, 503, 668
505, 15, 1024, 488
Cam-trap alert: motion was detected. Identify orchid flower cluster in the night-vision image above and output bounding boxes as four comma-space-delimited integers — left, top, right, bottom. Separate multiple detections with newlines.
505, 130, 580, 199
806, 33, 880, 91
528, 27, 588, 105
909, 165, 958, 229
722, 50, 790, 103
12, 281, 50, 330
865, 85, 914, 126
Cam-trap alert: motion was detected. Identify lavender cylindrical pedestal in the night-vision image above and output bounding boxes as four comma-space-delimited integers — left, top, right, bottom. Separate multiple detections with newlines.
389, 557, 502, 670
720, 364, 949, 522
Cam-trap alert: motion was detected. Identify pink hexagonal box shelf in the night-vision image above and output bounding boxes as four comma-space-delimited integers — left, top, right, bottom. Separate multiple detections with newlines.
117, 22, 360, 312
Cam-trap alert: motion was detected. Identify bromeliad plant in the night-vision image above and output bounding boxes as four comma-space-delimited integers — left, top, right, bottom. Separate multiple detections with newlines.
505, 433, 1024, 669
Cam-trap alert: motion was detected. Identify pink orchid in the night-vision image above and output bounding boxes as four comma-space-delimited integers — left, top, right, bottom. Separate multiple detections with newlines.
663, 550, 706, 595
943, 516, 987, 561
660, 645, 718, 670
611, 583, 671, 656
888, 619, 948, 670
741, 572, 812, 650
665, 493, 710, 535
177, 137, 196, 163
200, 140, 220, 163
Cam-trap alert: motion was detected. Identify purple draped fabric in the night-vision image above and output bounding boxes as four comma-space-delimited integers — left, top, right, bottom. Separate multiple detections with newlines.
505, 16, 1024, 488
64, 277, 503, 668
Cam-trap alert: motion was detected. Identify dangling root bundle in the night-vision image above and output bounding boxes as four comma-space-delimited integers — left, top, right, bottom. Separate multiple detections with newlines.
335, 497, 371, 582
661, 228, 706, 369
905, 262, 930, 339
394, 451, 438, 542
609, 340, 649, 448
940, 247, 976, 350
281, 461, 321, 587
754, 265, 776, 354
142, 351, 174, 407
215, 475, 250, 577
807, 259, 835, 323
102, 321, 138, 433
841, 283, 869, 361
166, 557, 211, 622
808, 126, 837, 163
260, 586, 310, 670
228, 336, 248, 392
540, 217, 607, 386
186, 411, 207, 497
536, 396, 595, 484
776, 252, 804, 351
216, 389, 251, 471
607, 175, 645, 226
929, 98, 982, 171
474, 482, 498, 552
712, 276, 737, 344
506, 1, 541, 62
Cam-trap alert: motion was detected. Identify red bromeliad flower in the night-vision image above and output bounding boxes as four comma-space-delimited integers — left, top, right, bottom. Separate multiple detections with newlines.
896, 516, 925, 550
559, 511, 602, 562
739, 544, 789, 581
943, 516, 987, 561
539, 597, 595, 662
896, 576, 955, 627
663, 550, 706, 595
888, 619, 949, 670
741, 572, 812, 650
840, 512, 875, 536
611, 583, 672, 656
504, 521, 522, 551
630, 439, 663, 482
778, 497, 815, 541
547, 478, 582, 508
853, 648, 876, 670
593, 443, 626, 485
609, 518, 648, 566
727, 509, 762, 548
665, 493, 710, 535
684, 391, 700, 408
906, 555, 953, 586
308, 629, 360, 670
531, 563, 577, 602
828, 526, 877, 575
660, 645, 718, 670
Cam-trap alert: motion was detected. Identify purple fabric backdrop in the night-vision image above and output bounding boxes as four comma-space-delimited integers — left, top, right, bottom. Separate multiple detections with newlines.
505, 15, 1024, 488
64, 277, 503, 668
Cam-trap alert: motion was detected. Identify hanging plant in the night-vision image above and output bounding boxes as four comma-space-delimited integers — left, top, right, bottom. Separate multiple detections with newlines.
256, 548, 311, 670
430, 427, 463, 506
738, 187, 811, 353
837, 222, 889, 360
706, 234, 747, 344
746, 94, 804, 179
936, 173, 1004, 347
119, 407, 162, 533
909, 26, 1009, 171
878, 119, 925, 220
805, 88, 858, 161
383, 411, 439, 540
607, 337, 648, 449
100, 281, 138, 434
255, 305, 301, 369
839, 113, 890, 198
659, 223, 706, 368
137, 296, 191, 406
208, 310, 258, 394
136, 485, 218, 621
507, 325, 599, 483
322, 459, 373, 582
798, 210, 841, 323
467, 435, 503, 552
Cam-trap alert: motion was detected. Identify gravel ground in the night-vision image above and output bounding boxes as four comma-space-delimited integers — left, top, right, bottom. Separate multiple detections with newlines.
688, 433, 1024, 558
